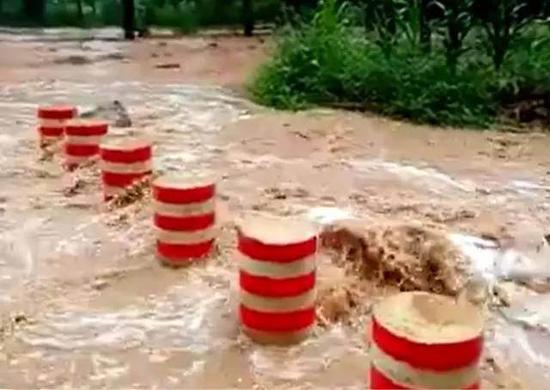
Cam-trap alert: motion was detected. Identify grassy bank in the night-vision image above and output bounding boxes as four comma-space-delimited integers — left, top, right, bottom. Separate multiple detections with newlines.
250, 0, 550, 129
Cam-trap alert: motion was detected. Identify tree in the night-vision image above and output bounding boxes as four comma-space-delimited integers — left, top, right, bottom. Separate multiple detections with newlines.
243, 0, 254, 36
76, 0, 84, 21
419, 0, 432, 51
86, 0, 97, 17
481, 0, 534, 69
22, 0, 46, 24
122, 0, 136, 40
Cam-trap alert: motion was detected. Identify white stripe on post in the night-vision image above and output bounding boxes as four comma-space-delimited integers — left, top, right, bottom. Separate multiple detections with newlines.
153, 198, 216, 217
154, 226, 217, 245
238, 253, 316, 279
100, 159, 153, 174
240, 289, 316, 313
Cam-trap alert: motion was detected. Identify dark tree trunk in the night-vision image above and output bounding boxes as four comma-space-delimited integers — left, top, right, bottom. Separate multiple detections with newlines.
22, 0, 46, 24
243, 0, 254, 37
381, 0, 396, 36
419, 0, 432, 52
76, 0, 84, 21
122, 0, 135, 40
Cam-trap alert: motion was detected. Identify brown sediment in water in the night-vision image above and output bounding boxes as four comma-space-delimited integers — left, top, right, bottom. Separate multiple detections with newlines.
320, 221, 468, 297
1, 31, 549, 388
316, 283, 361, 326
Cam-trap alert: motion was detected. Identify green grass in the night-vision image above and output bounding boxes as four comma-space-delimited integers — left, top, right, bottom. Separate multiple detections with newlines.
250, 0, 550, 129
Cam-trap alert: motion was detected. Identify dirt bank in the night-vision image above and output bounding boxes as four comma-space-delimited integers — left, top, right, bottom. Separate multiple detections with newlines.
0, 30, 268, 87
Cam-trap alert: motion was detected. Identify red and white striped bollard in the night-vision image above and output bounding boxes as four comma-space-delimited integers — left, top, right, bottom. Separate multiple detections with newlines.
153, 175, 216, 266
237, 214, 317, 345
37, 105, 77, 147
65, 120, 108, 170
99, 139, 152, 200
369, 291, 484, 389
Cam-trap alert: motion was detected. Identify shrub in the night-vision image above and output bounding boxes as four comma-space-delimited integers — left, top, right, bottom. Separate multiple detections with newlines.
99, 0, 122, 26
46, 4, 83, 27
250, 0, 549, 128
150, 1, 197, 33
251, 0, 494, 127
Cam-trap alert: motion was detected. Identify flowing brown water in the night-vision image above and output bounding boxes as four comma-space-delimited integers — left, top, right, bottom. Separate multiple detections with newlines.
1, 29, 550, 388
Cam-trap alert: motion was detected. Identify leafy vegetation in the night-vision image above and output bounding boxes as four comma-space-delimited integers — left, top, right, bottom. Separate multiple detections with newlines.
251, 0, 549, 128
0, 0, 282, 30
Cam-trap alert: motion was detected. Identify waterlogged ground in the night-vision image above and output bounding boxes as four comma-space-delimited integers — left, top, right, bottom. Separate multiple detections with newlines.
1, 29, 550, 388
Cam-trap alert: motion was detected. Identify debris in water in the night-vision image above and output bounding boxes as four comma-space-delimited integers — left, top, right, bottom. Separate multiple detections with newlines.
13, 313, 28, 324
38, 142, 61, 162
155, 63, 180, 69
63, 177, 87, 197
263, 184, 310, 200
80, 100, 132, 127
107, 176, 152, 210
90, 278, 109, 291
54, 55, 92, 65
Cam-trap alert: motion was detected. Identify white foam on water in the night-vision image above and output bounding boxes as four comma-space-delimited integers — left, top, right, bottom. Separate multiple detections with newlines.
19, 280, 228, 354
510, 180, 550, 192
349, 159, 475, 193
249, 325, 366, 384
448, 233, 502, 281
306, 206, 355, 225
449, 232, 550, 282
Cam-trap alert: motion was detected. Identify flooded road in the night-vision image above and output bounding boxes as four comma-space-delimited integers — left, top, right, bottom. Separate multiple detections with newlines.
1, 29, 550, 388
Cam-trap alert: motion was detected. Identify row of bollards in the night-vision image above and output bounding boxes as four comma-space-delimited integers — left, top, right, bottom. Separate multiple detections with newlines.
36, 105, 485, 389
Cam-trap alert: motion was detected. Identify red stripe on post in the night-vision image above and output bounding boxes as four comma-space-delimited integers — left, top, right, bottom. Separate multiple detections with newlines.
154, 213, 215, 232
369, 366, 480, 390
100, 145, 152, 163
37, 106, 76, 120
157, 240, 214, 259
370, 366, 409, 390
101, 171, 148, 187
38, 126, 64, 137
238, 233, 317, 263
240, 305, 315, 332
153, 183, 216, 204
66, 122, 108, 136
65, 143, 99, 157
239, 271, 315, 298
372, 317, 483, 371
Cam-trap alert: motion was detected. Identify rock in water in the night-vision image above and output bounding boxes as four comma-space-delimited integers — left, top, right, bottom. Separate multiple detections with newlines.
80, 100, 132, 128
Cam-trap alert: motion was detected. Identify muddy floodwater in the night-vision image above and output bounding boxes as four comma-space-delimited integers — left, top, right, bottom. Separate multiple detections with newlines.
1, 29, 550, 388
